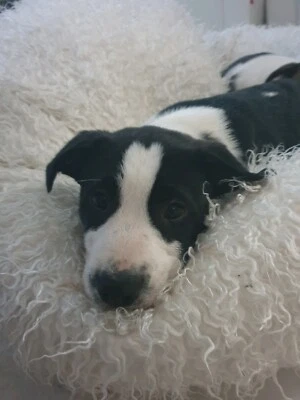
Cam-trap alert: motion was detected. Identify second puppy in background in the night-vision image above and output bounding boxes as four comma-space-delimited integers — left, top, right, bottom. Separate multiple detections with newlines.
222, 52, 300, 91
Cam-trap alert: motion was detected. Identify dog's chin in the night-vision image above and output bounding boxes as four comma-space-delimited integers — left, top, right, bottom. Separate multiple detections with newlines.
92, 296, 156, 312
87, 285, 166, 312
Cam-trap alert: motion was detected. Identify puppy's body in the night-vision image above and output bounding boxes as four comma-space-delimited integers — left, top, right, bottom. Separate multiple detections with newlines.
46, 78, 300, 310
149, 79, 300, 158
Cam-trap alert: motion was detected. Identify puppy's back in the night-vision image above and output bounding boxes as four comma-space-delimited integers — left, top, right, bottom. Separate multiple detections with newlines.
161, 79, 300, 155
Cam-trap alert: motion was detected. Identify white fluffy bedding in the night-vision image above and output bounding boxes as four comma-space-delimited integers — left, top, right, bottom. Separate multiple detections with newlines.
1, 1, 300, 399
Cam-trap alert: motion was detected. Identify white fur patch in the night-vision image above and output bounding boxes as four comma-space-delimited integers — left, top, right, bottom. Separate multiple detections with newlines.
225, 54, 298, 90
262, 91, 278, 97
147, 106, 242, 159
118, 142, 162, 218
83, 142, 181, 307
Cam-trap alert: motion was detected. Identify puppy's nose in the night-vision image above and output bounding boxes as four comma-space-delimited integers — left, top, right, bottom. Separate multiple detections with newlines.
91, 270, 147, 308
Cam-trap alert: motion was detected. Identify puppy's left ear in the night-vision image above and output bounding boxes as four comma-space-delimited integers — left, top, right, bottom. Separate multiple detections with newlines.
46, 130, 111, 192
197, 140, 266, 197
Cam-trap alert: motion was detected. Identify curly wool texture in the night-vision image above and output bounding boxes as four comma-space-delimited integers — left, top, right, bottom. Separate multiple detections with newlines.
1, 148, 300, 400
0, 0, 224, 170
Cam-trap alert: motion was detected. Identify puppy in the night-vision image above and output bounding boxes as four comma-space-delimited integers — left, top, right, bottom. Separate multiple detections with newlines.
222, 52, 300, 91
46, 78, 300, 310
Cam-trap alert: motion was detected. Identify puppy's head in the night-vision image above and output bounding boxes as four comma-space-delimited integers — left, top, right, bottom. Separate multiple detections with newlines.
46, 127, 265, 309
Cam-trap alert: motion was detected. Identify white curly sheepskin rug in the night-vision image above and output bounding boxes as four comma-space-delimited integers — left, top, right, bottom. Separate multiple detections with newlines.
1, 1, 300, 400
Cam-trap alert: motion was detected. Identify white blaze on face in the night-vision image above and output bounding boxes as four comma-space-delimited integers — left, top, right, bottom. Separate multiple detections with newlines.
83, 142, 181, 306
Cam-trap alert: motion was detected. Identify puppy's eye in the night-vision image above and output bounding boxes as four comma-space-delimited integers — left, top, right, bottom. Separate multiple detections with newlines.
92, 190, 109, 211
163, 201, 187, 222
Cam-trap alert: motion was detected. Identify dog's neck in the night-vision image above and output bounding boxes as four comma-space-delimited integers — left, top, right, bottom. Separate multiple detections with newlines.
145, 106, 242, 159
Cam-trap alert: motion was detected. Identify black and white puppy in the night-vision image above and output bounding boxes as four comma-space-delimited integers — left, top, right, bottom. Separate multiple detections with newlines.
222, 52, 300, 91
46, 78, 300, 310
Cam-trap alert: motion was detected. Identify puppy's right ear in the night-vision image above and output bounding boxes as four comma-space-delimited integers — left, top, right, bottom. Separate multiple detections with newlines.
46, 130, 111, 192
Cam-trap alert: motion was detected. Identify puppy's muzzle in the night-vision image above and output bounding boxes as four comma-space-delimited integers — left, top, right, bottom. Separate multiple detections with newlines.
90, 269, 149, 308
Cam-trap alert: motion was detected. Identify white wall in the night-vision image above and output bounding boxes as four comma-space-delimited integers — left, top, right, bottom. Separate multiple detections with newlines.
180, 0, 264, 29
182, 0, 300, 28
181, 0, 224, 29
266, 0, 300, 25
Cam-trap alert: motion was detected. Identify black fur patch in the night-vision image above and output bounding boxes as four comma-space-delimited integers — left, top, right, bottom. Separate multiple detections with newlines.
266, 63, 300, 82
